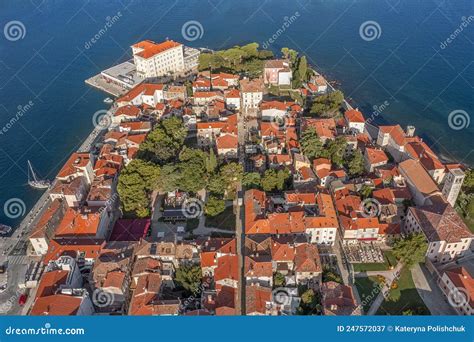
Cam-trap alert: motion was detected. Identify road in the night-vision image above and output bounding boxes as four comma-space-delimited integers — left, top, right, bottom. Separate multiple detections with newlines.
234, 108, 248, 315
410, 263, 457, 315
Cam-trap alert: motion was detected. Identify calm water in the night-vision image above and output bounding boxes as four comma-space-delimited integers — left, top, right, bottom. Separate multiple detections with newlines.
0, 0, 473, 226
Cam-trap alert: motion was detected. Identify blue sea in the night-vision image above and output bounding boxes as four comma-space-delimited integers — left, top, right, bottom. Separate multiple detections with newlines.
0, 0, 473, 227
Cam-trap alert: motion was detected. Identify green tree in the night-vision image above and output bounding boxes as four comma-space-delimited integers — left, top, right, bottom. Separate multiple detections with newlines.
310, 91, 344, 117
276, 168, 290, 190
178, 147, 208, 193
258, 50, 274, 59
463, 169, 474, 190
174, 265, 202, 294
348, 149, 365, 177
300, 127, 324, 160
205, 149, 218, 175
325, 136, 347, 167
241, 42, 259, 58
117, 160, 160, 218
139, 117, 187, 164
207, 174, 226, 196
220, 162, 243, 198
392, 233, 427, 268
273, 272, 286, 287
242, 172, 261, 189
281, 47, 298, 64
156, 164, 181, 193
261, 169, 279, 192
205, 195, 226, 217
322, 267, 343, 284
359, 184, 373, 199
301, 289, 316, 305
298, 56, 308, 82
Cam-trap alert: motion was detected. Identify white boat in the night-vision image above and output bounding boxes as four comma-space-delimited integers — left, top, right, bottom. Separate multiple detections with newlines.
27, 160, 50, 189
103, 97, 113, 104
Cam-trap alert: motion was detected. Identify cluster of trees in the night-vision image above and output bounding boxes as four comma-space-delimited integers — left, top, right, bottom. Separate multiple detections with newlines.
455, 169, 474, 231
117, 159, 160, 218
198, 43, 274, 77
392, 233, 427, 268
242, 168, 291, 192
310, 90, 344, 117
300, 127, 357, 171
299, 126, 365, 177
322, 267, 343, 284
174, 265, 202, 296
297, 287, 322, 315
138, 116, 187, 164
118, 117, 243, 218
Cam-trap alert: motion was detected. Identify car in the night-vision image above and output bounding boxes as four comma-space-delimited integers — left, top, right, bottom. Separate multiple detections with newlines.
18, 294, 28, 306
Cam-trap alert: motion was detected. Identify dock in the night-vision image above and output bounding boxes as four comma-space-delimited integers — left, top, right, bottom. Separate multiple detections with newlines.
85, 60, 144, 97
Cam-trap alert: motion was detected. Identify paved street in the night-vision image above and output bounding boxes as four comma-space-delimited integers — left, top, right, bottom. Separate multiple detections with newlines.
411, 263, 457, 315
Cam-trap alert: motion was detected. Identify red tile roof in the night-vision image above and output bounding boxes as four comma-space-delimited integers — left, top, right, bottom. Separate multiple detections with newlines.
30, 294, 83, 316
216, 134, 238, 150
345, 109, 365, 123
365, 147, 388, 165
133, 40, 182, 59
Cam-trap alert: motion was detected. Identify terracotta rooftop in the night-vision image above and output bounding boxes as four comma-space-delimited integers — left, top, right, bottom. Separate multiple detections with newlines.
30, 294, 83, 316
409, 200, 473, 243
365, 147, 388, 165
399, 159, 440, 198
345, 109, 365, 123
133, 39, 182, 59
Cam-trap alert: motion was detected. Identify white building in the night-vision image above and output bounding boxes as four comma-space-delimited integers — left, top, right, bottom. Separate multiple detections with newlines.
404, 199, 473, 263
344, 109, 365, 134
438, 267, 473, 315
442, 167, 465, 207
224, 89, 241, 110
132, 40, 185, 78
398, 159, 441, 206
240, 78, 263, 110
377, 125, 407, 162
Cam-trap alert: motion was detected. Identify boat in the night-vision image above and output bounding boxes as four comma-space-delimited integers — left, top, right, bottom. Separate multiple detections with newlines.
0, 224, 12, 236
27, 160, 51, 189
103, 97, 113, 104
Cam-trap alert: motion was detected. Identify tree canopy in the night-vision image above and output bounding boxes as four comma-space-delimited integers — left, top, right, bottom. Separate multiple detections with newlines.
205, 195, 226, 217
117, 159, 160, 218
139, 117, 187, 164
392, 233, 427, 268
300, 127, 324, 160
310, 91, 344, 117
347, 149, 365, 177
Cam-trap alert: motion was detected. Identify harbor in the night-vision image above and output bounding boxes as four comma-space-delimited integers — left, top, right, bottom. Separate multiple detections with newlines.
85, 60, 143, 97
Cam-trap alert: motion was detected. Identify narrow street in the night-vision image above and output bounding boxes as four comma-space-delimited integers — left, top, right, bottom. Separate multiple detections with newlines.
234, 108, 248, 315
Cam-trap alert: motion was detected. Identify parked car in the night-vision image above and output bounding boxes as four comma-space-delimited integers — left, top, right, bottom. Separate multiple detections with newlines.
18, 294, 28, 306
